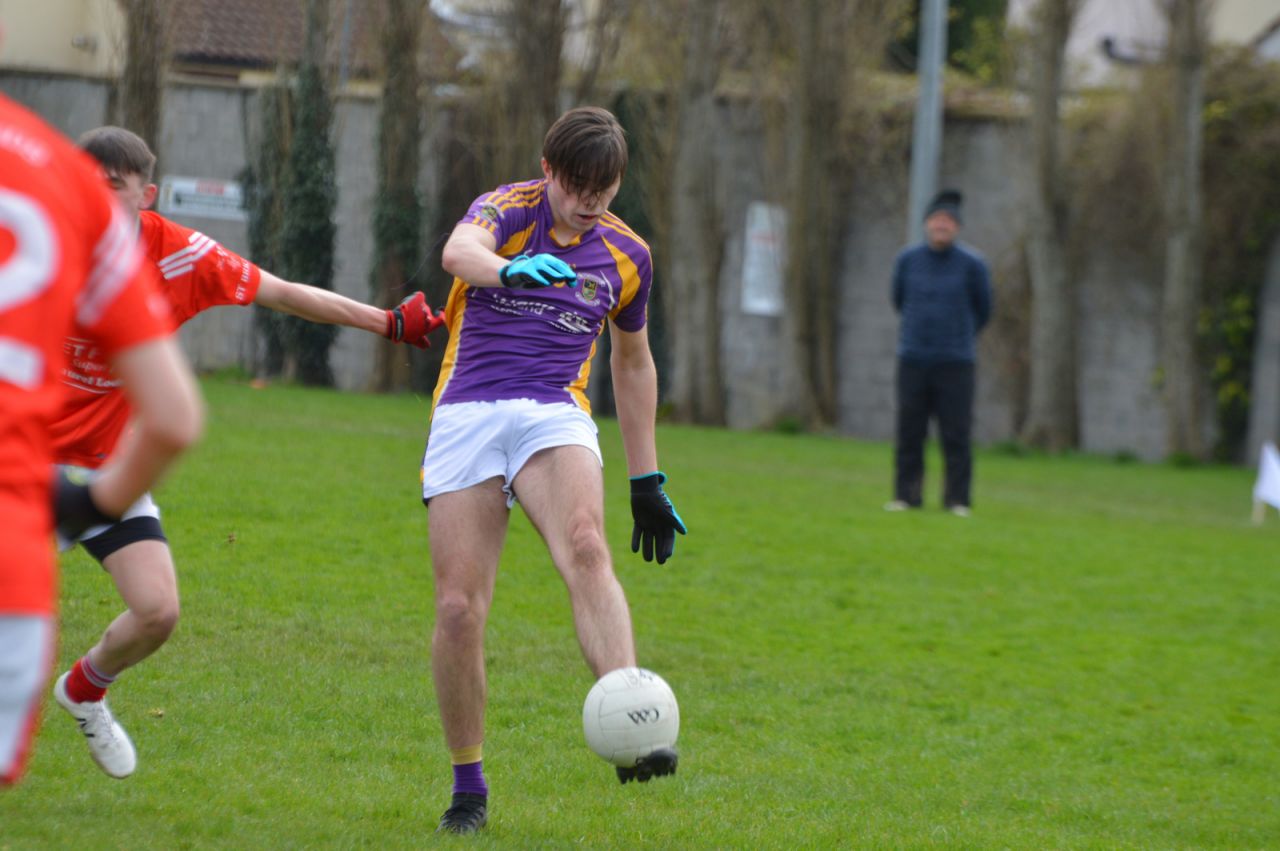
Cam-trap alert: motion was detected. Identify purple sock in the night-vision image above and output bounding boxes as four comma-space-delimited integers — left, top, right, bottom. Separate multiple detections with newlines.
452, 761, 488, 797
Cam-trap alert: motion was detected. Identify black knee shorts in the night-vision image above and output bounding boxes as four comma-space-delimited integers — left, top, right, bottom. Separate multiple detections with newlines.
81, 516, 168, 564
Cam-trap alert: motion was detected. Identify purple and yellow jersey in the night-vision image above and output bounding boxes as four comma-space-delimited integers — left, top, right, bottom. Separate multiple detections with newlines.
432, 179, 652, 415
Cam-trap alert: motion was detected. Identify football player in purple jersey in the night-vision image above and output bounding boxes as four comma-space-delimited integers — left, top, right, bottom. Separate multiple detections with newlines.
423, 106, 686, 834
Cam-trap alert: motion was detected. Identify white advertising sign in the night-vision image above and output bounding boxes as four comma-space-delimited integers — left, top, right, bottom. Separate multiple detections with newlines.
741, 201, 786, 317
157, 176, 247, 222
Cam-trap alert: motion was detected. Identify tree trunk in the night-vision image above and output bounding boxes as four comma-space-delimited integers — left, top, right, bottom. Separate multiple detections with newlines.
1020, 0, 1078, 451
783, 0, 843, 429
246, 84, 292, 379
571, 0, 629, 105
494, 2, 565, 181
666, 0, 725, 424
373, 0, 425, 392
279, 0, 338, 386
1161, 0, 1208, 458
120, 0, 167, 157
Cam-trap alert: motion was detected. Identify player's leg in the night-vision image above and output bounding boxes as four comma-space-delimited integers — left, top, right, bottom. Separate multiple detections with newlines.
429, 478, 506, 749
89, 538, 180, 674
893, 358, 929, 508
428, 477, 508, 835
513, 445, 635, 677
936, 361, 976, 512
513, 447, 675, 785
55, 523, 172, 779
0, 615, 54, 787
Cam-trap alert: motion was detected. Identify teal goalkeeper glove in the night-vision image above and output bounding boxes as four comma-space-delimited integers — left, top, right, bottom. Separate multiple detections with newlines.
499, 253, 577, 288
630, 472, 687, 564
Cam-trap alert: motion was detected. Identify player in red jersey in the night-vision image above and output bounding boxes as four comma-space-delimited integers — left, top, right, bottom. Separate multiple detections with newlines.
0, 95, 203, 787
48, 126, 444, 779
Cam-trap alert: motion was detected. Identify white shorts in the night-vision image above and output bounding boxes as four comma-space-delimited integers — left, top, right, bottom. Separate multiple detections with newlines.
0, 615, 53, 785
421, 399, 602, 507
55, 465, 161, 551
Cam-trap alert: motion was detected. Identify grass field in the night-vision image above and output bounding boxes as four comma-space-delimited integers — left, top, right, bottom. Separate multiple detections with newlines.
4, 376, 1278, 848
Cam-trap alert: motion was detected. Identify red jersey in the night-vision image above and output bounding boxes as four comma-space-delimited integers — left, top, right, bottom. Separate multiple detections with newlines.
51, 210, 261, 468
0, 95, 172, 615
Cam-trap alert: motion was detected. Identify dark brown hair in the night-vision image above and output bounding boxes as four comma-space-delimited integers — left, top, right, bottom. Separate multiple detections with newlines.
77, 126, 157, 182
541, 106, 627, 200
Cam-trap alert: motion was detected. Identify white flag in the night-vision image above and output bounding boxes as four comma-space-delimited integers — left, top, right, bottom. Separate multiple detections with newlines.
1254, 442, 1280, 509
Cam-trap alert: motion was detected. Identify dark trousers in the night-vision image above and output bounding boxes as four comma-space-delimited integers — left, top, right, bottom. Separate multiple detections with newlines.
894, 359, 975, 508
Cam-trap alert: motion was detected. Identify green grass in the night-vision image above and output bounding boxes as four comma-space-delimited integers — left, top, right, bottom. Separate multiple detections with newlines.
4, 377, 1278, 848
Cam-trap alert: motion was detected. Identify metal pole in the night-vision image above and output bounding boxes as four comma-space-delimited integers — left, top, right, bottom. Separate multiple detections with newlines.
906, 0, 949, 244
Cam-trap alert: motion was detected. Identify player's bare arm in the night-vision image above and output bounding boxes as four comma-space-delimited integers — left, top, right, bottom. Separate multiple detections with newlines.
441, 223, 505, 287
254, 272, 443, 348
254, 272, 386, 334
609, 323, 660, 476
610, 321, 686, 564
442, 223, 576, 289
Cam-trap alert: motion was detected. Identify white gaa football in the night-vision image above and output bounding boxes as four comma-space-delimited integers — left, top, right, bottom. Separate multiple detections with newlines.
582, 667, 679, 767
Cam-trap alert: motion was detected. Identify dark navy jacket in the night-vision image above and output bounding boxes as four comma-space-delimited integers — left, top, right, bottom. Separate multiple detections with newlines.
891, 242, 992, 363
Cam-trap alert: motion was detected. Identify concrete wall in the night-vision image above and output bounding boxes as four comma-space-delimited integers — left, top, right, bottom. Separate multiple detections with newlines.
835, 117, 1033, 446
3, 71, 1194, 458
159, 82, 261, 378
0, 72, 449, 393
710, 100, 1172, 459
0, 72, 113, 136
1076, 246, 1166, 458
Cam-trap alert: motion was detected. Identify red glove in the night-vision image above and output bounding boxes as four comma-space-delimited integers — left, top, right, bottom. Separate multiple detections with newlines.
385, 292, 446, 349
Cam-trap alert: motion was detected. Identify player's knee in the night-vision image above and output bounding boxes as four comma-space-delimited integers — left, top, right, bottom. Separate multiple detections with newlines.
565, 517, 609, 573
134, 598, 180, 643
435, 592, 487, 635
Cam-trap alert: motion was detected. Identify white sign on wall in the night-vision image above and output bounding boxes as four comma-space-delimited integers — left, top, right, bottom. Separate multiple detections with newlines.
741, 201, 786, 317
157, 175, 247, 222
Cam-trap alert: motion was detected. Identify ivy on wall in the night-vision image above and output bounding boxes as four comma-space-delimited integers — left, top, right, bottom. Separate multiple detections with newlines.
277, 53, 338, 387
1065, 48, 1280, 461
1199, 49, 1280, 460
243, 84, 291, 379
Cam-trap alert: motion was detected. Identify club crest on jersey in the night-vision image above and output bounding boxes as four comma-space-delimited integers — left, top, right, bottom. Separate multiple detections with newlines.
575, 274, 602, 305
479, 203, 500, 223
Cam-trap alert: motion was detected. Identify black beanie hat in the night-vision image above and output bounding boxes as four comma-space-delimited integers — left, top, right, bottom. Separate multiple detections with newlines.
925, 189, 963, 224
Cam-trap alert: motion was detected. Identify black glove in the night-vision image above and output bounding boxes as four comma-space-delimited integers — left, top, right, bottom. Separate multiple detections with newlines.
52, 467, 116, 540
629, 472, 687, 565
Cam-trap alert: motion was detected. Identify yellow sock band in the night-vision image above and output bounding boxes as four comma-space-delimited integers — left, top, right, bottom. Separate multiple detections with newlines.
450, 744, 483, 766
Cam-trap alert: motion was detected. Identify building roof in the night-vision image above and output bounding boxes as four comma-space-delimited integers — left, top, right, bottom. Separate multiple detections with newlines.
170, 0, 381, 76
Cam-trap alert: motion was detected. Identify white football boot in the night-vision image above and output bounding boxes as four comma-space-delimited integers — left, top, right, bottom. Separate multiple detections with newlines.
53, 672, 137, 778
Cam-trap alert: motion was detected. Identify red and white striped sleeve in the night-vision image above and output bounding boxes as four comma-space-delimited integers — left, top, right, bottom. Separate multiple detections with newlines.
140, 211, 261, 324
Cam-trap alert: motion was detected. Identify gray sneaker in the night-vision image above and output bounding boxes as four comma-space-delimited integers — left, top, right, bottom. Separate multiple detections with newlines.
53, 672, 137, 778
